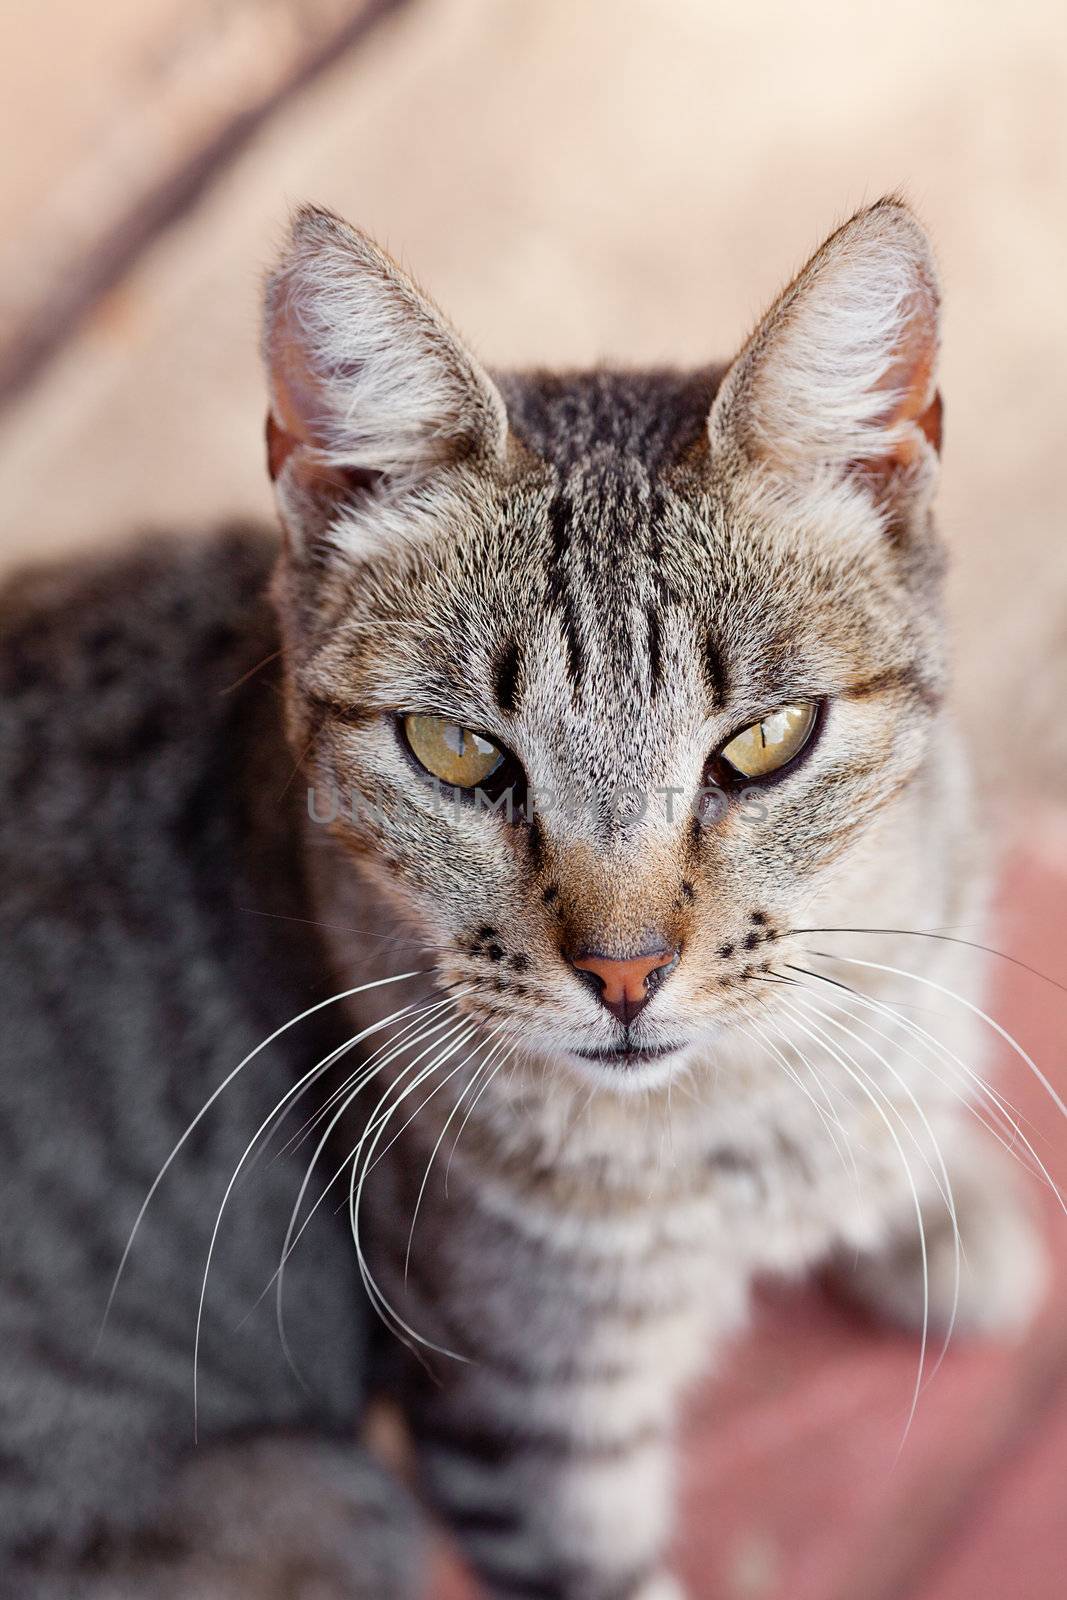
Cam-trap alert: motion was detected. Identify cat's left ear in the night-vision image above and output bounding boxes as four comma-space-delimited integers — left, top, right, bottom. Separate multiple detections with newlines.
708, 198, 942, 511
263, 206, 507, 546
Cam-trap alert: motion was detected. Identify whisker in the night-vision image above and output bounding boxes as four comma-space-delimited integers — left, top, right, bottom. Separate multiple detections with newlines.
196, 995, 461, 1430
98, 968, 426, 1353
444, 1043, 515, 1194
791, 924, 1067, 999
784, 991, 957, 1220
239, 905, 429, 950
404, 1027, 511, 1280
269, 1013, 475, 1364
277, 730, 318, 801
789, 962, 1065, 1210
199, 998, 467, 1427
742, 1016, 859, 1188
445, 1045, 517, 1194
773, 994, 932, 1444
235, 995, 452, 1188
346, 1027, 482, 1365
232, 1005, 470, 1339
218, 648, 282, 696
276, 995, 459, 1162
786, 962, 1033, 1151
781, 989, 961, 1379
811, 951, 1067, 1152
361, 1029, 493, 1184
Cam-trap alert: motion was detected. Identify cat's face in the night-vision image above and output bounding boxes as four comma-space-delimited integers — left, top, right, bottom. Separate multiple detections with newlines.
264, 202, 948, 1089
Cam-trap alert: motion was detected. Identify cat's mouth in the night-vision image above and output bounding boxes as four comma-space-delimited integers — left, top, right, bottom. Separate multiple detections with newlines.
571, 1041, 685, 1067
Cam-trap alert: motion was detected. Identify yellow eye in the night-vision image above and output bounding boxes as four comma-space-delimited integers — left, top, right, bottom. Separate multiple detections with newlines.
402, 714, 506, 789
718, 702, 818, 779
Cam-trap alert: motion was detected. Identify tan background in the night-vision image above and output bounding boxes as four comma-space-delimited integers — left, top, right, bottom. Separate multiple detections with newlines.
3, 0, 1066, 798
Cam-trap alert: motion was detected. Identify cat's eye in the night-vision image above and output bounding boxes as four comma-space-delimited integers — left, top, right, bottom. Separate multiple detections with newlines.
718, 702, 818, 780
402, 714, 506, 789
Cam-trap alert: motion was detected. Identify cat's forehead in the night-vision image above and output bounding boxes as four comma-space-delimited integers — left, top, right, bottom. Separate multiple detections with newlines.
480, 368, 870, 626
348, 371, 892, 697
496, 367, 721, 477
320, 365, 915, 754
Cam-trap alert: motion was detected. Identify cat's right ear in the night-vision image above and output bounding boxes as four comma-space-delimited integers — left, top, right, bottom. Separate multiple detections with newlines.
707, 198, 942, 522
263, 207, 507, 553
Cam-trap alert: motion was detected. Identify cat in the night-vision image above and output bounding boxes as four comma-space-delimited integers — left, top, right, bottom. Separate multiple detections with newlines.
0, 198, 1047, 1600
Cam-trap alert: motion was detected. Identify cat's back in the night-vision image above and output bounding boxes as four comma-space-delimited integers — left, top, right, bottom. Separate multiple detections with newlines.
0, 520, 326, 1114
0, 528, 367, 1556
0, 524, 279, 854
0, 525, 298, 1049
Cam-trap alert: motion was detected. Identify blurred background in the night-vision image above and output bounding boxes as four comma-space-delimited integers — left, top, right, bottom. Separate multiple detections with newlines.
4, 3, 1067, 1597
3, 0, 1067, 801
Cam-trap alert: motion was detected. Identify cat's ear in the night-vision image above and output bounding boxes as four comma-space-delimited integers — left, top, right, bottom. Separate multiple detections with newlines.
263, 206, 507, 546
708, 199, 942, 511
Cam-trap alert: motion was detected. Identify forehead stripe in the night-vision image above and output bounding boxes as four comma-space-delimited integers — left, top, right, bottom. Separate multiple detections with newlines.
645, 484, 674, 698
493, 639, 522, 714
704, 628, 729, 710
646, 602, 664, 695
544, 491, 584, 689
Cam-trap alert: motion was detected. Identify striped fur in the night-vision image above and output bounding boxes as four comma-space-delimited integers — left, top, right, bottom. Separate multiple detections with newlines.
262, 202, 1043, 1597
0, 203, 1043, 1598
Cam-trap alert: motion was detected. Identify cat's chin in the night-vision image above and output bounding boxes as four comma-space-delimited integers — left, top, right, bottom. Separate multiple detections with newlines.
562, 1041, 693, 1094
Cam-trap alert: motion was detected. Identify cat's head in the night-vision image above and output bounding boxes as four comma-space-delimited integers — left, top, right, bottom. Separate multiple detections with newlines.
263, 199, 948, 1089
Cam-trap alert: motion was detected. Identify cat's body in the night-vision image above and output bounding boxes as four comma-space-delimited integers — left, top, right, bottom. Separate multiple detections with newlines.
0, 530, 428, 1597
0, 202, 1046, 1599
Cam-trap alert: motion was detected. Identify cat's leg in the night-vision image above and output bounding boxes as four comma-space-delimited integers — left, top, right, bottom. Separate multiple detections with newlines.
832, 1125, 1048, 1338
13, 1435, 424, 1600
408, 1368, 685, 1600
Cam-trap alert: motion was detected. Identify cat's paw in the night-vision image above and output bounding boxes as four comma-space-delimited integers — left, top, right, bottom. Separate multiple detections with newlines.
836, 1154, 1048, 1339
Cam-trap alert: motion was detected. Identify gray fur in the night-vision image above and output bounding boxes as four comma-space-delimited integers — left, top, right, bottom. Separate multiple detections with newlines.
0, 531, 423, 1597
0, 202, 1045, 1600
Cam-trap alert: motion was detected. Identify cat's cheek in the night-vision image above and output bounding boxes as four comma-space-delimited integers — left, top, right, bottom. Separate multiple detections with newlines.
736, 786, 769, 824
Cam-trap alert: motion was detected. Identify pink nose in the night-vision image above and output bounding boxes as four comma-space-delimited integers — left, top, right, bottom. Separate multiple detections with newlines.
571, 948, 679, 1027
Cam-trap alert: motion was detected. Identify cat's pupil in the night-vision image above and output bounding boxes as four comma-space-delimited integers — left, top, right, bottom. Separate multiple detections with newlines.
444, 725, 494, 760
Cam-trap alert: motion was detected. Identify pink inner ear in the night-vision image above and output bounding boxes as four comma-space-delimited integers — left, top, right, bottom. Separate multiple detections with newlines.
266, 413, 293, 482
868, 285, 942, 469
916, 388, 943, 455
268, 315, 329, 449
265, 308, 357, 496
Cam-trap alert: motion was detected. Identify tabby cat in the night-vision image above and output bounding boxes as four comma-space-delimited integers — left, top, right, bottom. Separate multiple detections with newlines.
0, 199, 1045, 1600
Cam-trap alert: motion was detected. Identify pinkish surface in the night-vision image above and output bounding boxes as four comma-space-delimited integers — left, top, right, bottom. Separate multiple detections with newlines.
434, 836, 1067, 1599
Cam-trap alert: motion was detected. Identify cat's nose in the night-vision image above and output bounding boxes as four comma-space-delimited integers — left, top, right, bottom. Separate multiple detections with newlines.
570, 946, 679, 1027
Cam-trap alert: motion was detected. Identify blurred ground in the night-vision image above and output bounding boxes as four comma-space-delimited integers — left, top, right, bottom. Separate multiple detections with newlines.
3, 4, 1067, 1597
